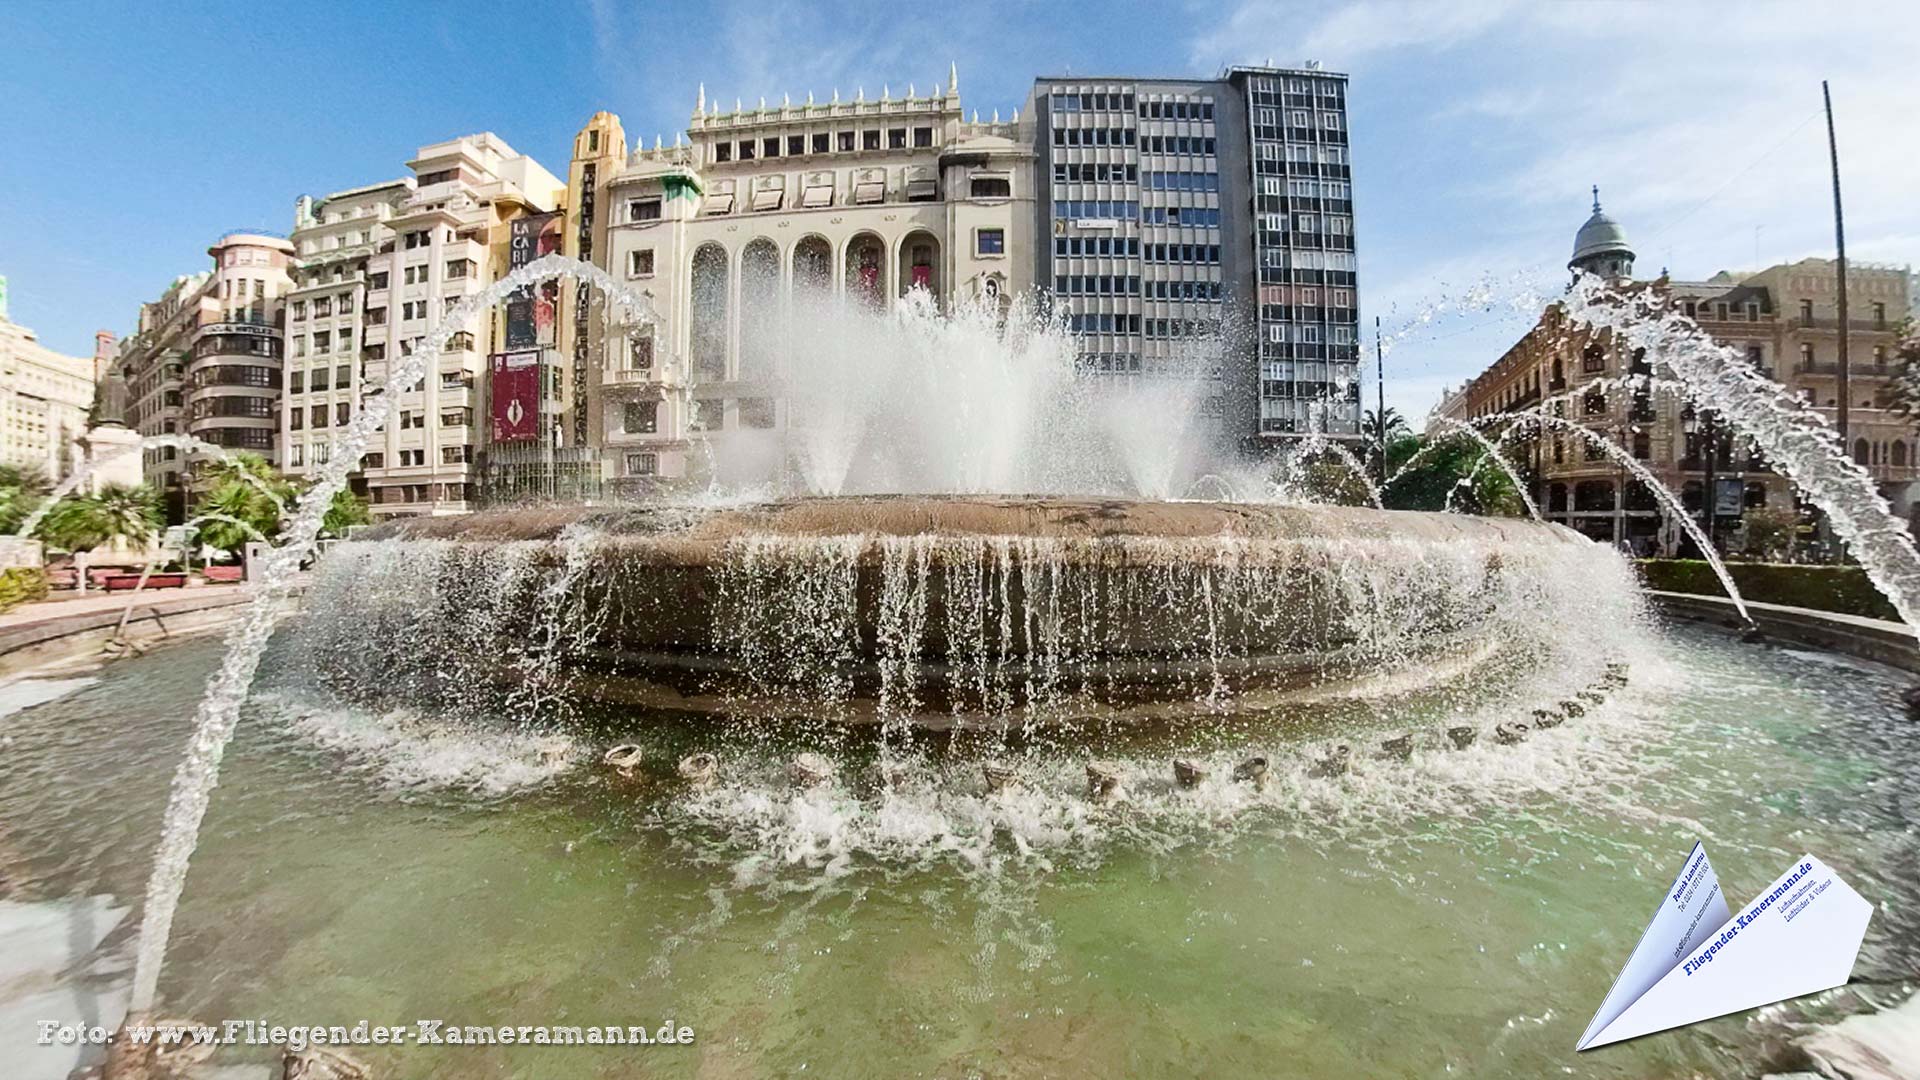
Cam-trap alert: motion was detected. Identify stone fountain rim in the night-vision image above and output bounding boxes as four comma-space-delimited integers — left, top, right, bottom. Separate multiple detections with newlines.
354, 495, 1587, 547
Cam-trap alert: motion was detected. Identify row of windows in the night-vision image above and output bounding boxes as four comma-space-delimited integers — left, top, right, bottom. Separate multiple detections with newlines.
1069, 313, 1144, 334
1055, 236, 1142, 258
712, 125, 936, 163
1147, 243, 1222, 264
1142, 206, 1221, 227
1255, 143, 1350, 165
193, 334, 278, 359
187, 395, 275, 420
1053, 163, 1139, 184
189, 365, 280, 389
1143, 172, 1220, 192
1142, 136, 1217, 156
289, 402, 353, 430
1052, 200, 1139, 221
1146, 318, 1221, 339
1050, 127, 1138, 148
1053, 275, 1141, 296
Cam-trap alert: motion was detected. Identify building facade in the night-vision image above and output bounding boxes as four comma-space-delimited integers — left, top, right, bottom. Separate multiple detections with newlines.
1439, 197, 1915, 549
574, 71, 1034, 488
283, 134, 564, 517
114, 232, 293, 519
1027, 64, 1360, 455
0, 278, 99, 482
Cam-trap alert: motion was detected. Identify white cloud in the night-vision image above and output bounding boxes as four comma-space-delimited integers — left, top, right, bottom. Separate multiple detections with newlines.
1193, 0, 1920, 417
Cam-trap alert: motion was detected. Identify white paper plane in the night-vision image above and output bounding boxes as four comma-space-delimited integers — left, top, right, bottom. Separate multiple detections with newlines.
1578, 845, 1873, 1050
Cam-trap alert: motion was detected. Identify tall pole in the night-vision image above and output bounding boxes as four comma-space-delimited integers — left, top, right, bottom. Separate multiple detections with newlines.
1373, 314, 1386, 484
1824, 80, 1851, 444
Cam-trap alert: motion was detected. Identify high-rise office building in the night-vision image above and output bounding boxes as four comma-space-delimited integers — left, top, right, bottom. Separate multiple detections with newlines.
1027, 64, 1360, 455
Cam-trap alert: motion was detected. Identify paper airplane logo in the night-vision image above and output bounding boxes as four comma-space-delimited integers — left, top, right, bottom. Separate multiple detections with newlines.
1578, 843, 1873, 1050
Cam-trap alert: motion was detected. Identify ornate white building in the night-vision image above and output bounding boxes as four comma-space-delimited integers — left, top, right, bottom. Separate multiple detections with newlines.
572, 68, 1035, 487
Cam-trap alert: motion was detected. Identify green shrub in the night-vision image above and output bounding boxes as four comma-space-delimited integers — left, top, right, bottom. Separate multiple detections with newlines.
0, 566, 49, 613
1637, 559, 1898, 620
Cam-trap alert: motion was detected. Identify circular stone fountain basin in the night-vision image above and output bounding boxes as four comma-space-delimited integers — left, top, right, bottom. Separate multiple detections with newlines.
326, 496, 1627, 723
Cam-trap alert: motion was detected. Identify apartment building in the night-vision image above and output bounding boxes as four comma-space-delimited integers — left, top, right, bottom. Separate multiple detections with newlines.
114, 232, 293, 520
0, 277, 99, 482
1438, 195, 1915, 549
1027, 64, 1360, 454
283, 134, 564, 516
576, 70, 1034, 488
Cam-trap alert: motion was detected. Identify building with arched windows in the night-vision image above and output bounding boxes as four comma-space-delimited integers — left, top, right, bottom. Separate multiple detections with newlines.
569, 69, 1034, 488
1439, 191, 1915, 552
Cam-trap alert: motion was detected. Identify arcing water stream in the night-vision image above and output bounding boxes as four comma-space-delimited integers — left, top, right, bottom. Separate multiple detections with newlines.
124, 253, 659, 1014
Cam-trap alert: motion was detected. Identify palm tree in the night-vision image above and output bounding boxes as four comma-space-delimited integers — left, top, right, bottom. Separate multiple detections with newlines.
192, 452, 293, 555
1362, 406, 1410, 449
39, 484, 163, 552
0, 464, 51, 535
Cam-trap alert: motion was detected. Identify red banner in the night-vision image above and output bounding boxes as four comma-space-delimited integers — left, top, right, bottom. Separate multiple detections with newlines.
490, 351, 540, 442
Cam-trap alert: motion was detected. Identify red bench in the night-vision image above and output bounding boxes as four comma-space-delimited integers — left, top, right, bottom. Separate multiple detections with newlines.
103, 572, 187, 591
202, 565, 244, 583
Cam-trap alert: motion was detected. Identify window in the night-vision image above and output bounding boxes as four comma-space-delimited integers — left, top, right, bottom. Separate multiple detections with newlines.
762, 137, 780, 159
310, 404, 327, 428
335, 402, 350, 426
740, 398, 775, 429
1800, 343, 1815, 369
887, 128, 907, 149
292, 300, 307, 320
366, 307, 386, 326
290, 408, 304, 430
1800, 299, 1814, 322
969, 175, 1012, 199
1874, 302, 1887, 328
862, 129, 881, 150
623, 400, 658, 434
714, 140, 731, 162
737, 139, 754, 161
625, 452, 658, 476
289, 370, 304, 394
787, 135, 805, 156
440, 407, 472, 427
628, 249, 656, 278
441, 445, 471, 465
913, 126, 933, 148
289, 443, 304, 467
812, 132, 830, 154
837, 130, 855, 152
630, 335, 654, 370
336, 364, 350, 386
976, 228, 1005, 256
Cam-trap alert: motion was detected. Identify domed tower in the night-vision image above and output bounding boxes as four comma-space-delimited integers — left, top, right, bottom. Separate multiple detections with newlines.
1569, 185, 1635, 282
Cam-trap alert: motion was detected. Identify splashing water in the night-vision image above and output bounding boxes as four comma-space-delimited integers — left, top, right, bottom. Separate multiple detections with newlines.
14, 433, 288, 542
125, 253, 660, 1013
724, 290, 1226, 498
1559, 273, 1920, 632
1417, 417, 1542, 520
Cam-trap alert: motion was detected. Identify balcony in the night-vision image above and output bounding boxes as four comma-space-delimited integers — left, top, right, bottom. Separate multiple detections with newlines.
1792, 316, 1895, 332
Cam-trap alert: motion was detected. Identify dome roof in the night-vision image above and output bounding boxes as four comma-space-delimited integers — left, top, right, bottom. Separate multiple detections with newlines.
1570, 187, 1634, 268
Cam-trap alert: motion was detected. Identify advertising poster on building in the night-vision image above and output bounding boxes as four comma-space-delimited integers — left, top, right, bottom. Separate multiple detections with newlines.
1714, 476, 1745, 517
506, 212, 564, 349
490, 350, 540, 442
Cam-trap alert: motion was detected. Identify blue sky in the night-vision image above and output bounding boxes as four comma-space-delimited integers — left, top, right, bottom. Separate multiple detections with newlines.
2, 1, 1914, 419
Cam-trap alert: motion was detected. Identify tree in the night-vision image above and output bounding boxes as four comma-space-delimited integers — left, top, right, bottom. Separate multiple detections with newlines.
1362, 406, 1410, 479
190, 452, 371, 555
38, 484, 163, 552
192, 452, 293, 555
321, 488, 371, 537
0, 464, 50, 535
1381, 433, 1525, 516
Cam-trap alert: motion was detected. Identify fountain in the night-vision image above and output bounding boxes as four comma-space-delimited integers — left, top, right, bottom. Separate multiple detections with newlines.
8, 259, 1911, 1080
